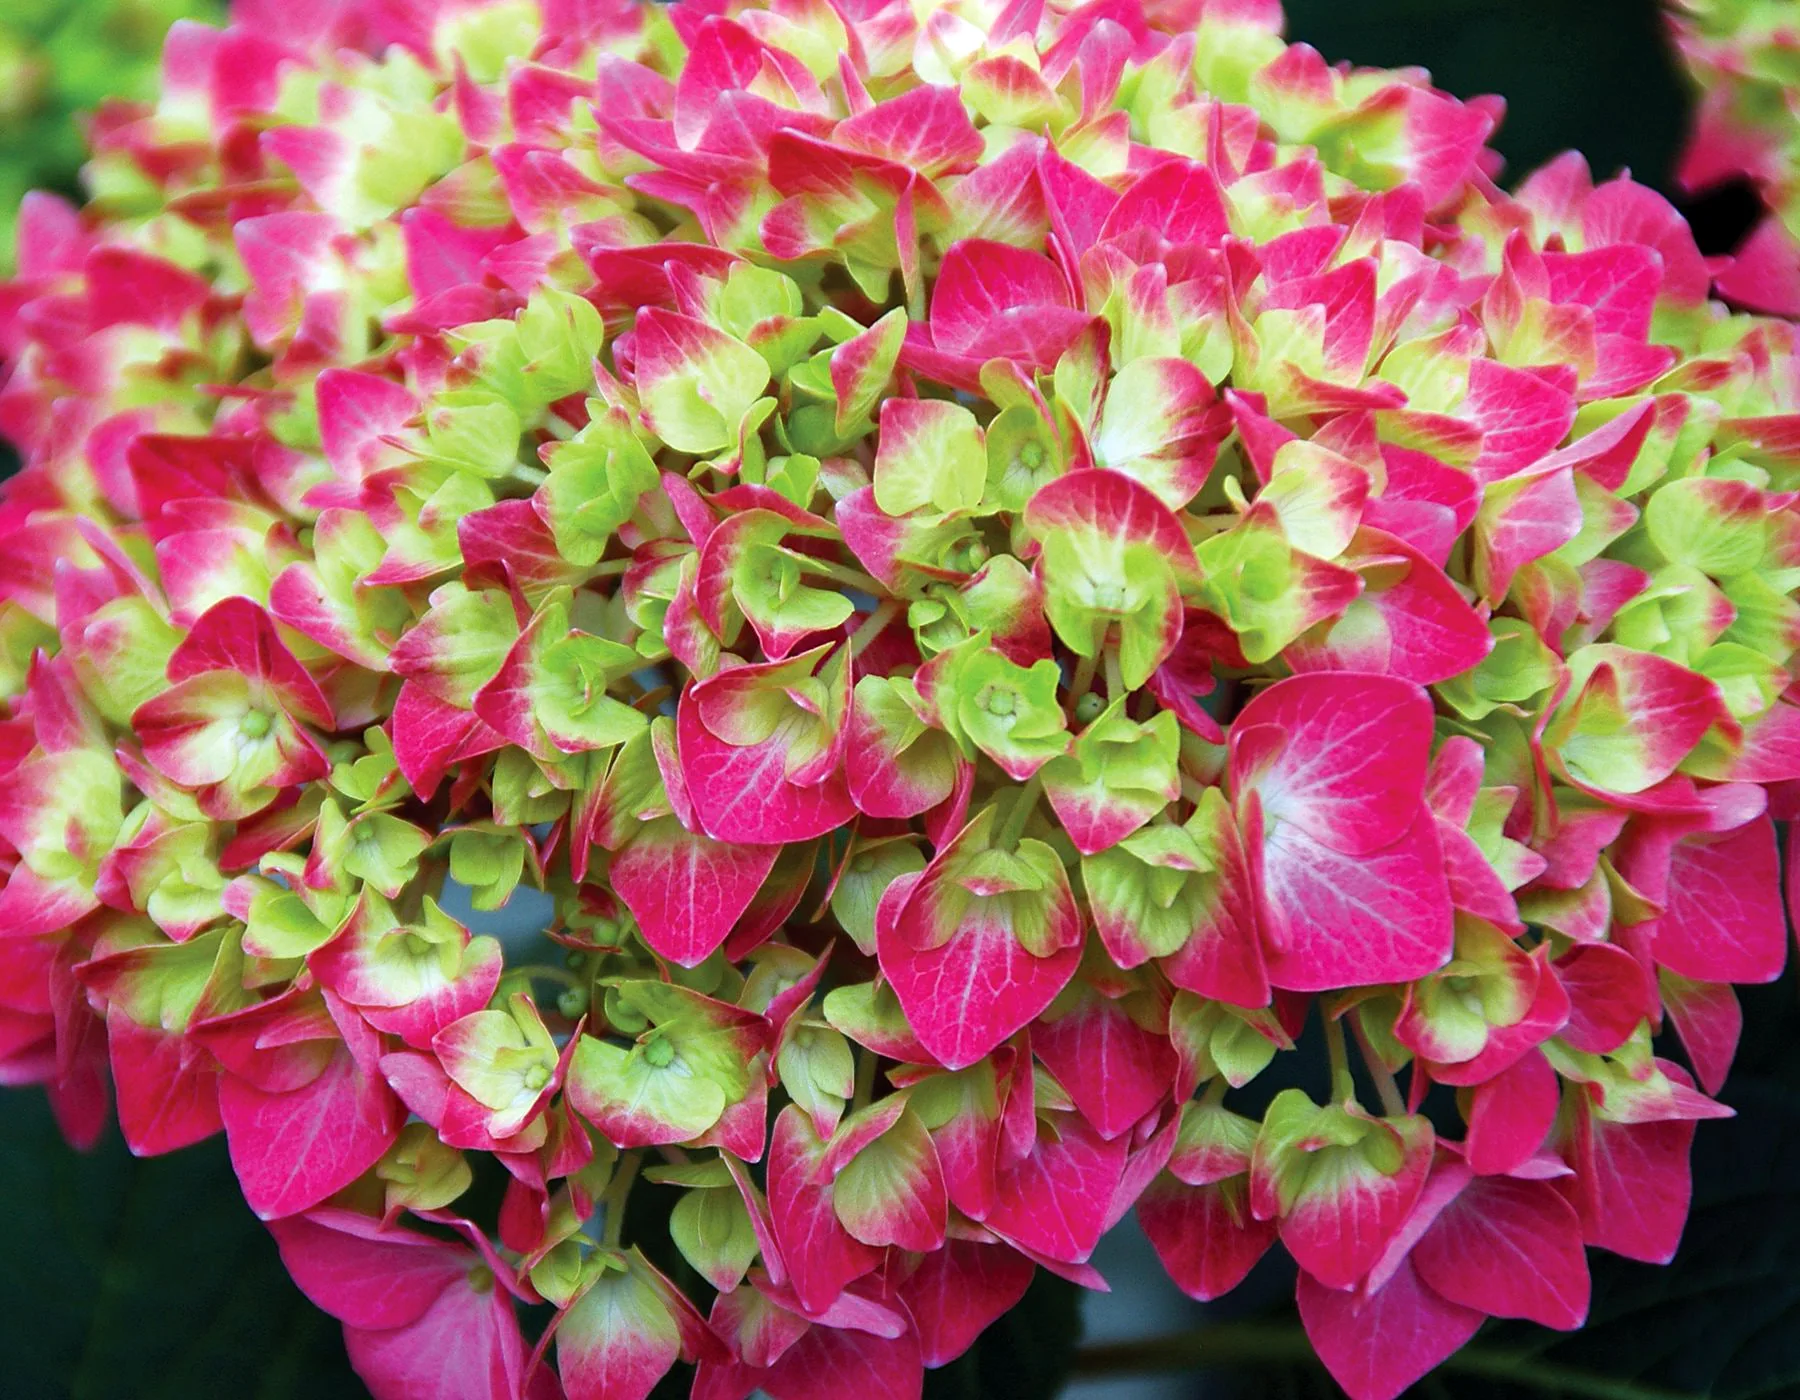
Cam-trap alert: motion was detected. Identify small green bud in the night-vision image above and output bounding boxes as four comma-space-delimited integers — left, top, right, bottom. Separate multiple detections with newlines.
557, 986, 591, 1019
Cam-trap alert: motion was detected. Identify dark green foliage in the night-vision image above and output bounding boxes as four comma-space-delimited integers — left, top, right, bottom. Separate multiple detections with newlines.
0, 1090, 366, 1400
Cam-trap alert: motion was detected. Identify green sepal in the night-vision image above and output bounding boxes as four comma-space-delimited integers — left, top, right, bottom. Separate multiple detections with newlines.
776, 1020, 857, 1136
517, 285, 606, 403
375, 1122, 473, 1215
830, 836, 928, 956
421, 391, 523, 479
1437, 618, 1560, 720
540, 407, 661, 567
667, 1176, 760, 1291
448, 825, 530, 912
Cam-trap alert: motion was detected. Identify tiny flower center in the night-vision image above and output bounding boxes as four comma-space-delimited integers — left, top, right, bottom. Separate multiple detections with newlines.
240, 710, 273, 740
982, 687, 1016, 717
557, 986, 590, 1019
1074, 692, 1105, 724
853, 853, 877, 874
768, 553, 798, 604
951, 539, 989, 573
1019, 441, 1046, 470
523, 1063, 551, 1092
643, 1034, 676, 1069
1090, 580, 1126, 611
1443, 973, 1489, 1016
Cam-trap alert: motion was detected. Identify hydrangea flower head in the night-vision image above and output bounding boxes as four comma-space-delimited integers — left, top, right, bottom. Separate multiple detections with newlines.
2, 2, 1798, 1398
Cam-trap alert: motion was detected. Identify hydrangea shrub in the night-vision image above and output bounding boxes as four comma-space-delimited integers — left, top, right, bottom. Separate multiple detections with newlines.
2, 1, 1799, 1398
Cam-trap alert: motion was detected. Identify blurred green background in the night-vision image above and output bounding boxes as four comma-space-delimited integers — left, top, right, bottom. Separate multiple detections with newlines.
0, 0, 222, 265
3, 4, 1797, 1400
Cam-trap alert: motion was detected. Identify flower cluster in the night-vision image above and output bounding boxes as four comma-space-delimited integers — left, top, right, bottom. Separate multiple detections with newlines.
1668, 0, 1800, 315
2, 1, 1798, 1398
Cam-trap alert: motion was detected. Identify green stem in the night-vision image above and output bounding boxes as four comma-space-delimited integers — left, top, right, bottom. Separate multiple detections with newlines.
1201, 1076, 1228, 1108
632, 685, 673, 714
1349, 1008, 1407, 1117
601, 1149, 643, 1248
849, 599, 901, 657
1104, 648, 1125, 702
1067, 649, 1100, 707
1070, 1322, 1697, 1400
852, 1048, 879, 1113
803, 557, 886, 595
588, 557, 632, 579
1323, 1009, 1355, 1105
997, 772, 1044, 848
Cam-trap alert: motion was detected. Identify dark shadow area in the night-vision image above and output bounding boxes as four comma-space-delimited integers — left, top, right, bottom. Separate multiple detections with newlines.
1285, 0, 1692, 195
0, 1092, 366, 1400
1676, 176, 1765, 258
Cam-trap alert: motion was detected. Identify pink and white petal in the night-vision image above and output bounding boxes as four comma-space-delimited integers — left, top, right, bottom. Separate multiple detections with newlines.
985, 1112, 1128, 1265
1229, 673, 1435, 856
1463, 1049, 1560, 1177
610, 817, 781, 969
896, 1239, 1035, 1368
1138, 1175, 1277, 1302
220, 1042, 406, 1219
1259, 810, 1454, 992
766, 1106, 883, 1316
1032, 991, 1177, 1141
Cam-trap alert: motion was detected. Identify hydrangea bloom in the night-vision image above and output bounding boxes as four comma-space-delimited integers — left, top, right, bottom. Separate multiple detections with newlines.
1668, 0, 1800, 314
2, 2, 1798, 1398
